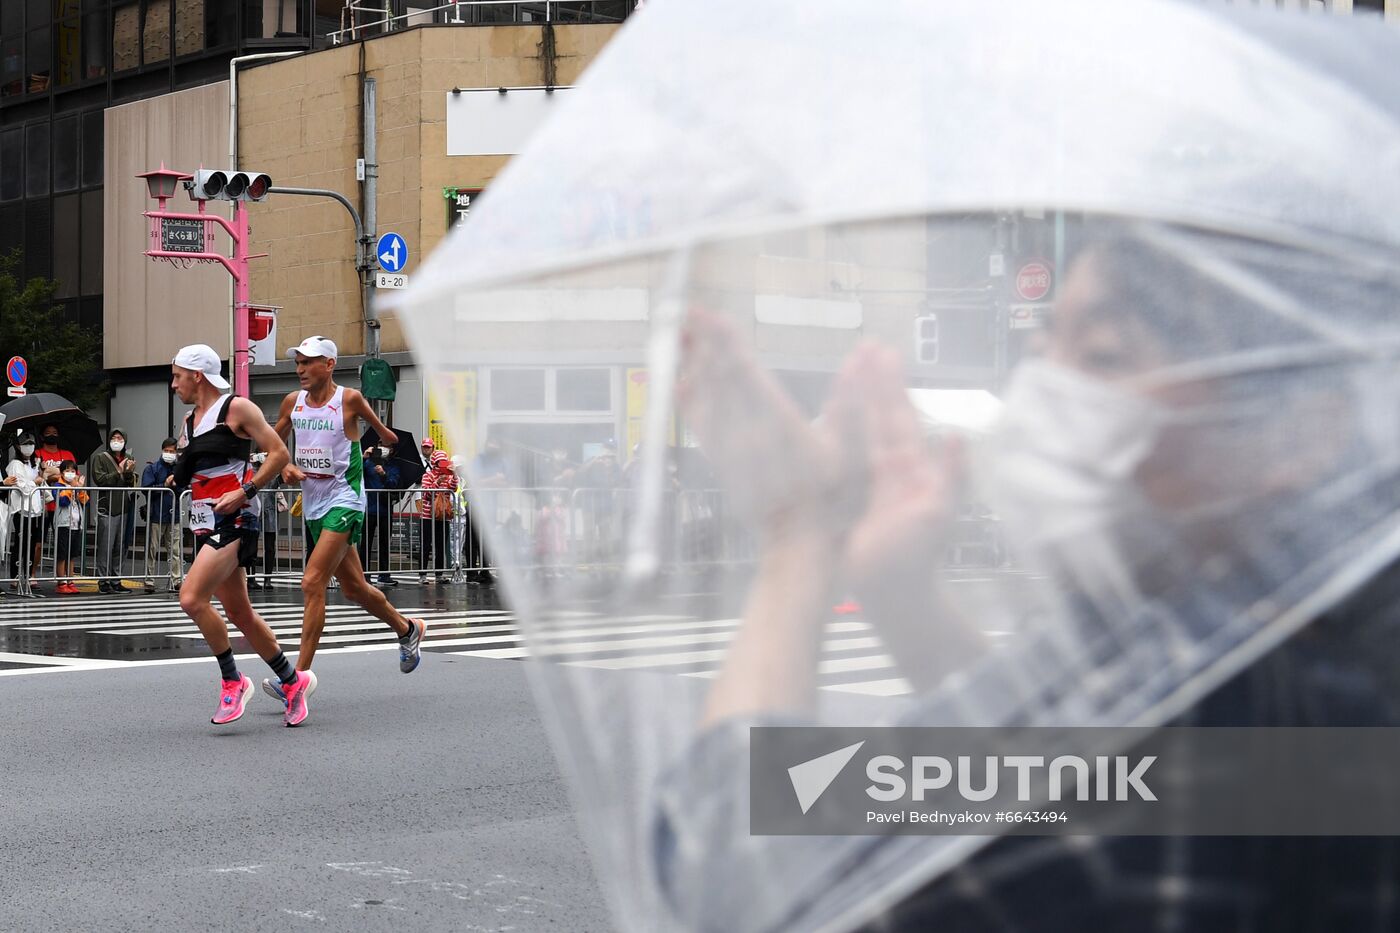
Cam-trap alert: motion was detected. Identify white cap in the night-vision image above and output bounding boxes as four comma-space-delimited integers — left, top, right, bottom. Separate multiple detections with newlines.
287, 335, 338, 360
172, 344, 231, 390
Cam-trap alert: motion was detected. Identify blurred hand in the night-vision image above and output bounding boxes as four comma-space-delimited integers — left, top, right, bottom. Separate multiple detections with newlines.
282, 464, 306, 485
679, 307, 859, 540
213, 489, 245, 515
380, 430, 398, 447
2, 475, 16, 486
841, 347, 962, 599
680, 307, 960, 584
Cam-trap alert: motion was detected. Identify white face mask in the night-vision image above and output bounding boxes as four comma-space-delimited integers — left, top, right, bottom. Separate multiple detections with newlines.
110, 440, 125, 453
162, 452, 177, 464
19, 444, 34, 457
63, 472, 77, 483
984, 358, 1165, 542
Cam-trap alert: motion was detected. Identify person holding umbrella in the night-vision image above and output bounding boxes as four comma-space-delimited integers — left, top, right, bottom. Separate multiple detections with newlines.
33, 424, 74, 593
3, 432, 48, 592
360, 443, 402, 587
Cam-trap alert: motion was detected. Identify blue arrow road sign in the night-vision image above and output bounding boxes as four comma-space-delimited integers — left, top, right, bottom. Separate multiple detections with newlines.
376, 232, 408, 273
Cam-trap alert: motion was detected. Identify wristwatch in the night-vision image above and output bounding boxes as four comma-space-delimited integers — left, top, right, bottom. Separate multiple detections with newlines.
241, 481, 259, 502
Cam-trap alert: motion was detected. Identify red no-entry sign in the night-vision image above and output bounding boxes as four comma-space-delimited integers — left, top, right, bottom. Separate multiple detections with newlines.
1015, 261, 1053, 302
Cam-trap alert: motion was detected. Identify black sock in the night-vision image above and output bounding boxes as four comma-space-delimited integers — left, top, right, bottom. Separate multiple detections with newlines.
266, 652, 297, 685
215, 649, 239, 683
399, 619, 415, 641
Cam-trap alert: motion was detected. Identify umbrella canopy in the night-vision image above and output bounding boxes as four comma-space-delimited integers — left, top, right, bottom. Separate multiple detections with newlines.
399, 2, 1400, 931
0, 392, 103, 464
360, 425, 425, 488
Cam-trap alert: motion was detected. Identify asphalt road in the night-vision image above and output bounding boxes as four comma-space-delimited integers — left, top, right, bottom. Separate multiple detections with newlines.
0, 646, 614, 932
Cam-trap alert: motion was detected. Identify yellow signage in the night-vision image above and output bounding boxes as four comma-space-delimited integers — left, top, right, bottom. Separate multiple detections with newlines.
427, 369, 478, 459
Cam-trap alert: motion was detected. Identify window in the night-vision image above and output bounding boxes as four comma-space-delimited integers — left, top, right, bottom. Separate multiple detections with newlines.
1, 6, 22, 36
80, 296, 102, 332
486, 368, 620, 418
491, 369, 547, 411
0, 204, 21, 262
82, 109, 103, 187
0, 129, 22, 201
26, 26, 51, 92
0, 35, 20, 97
53, 116, 79, 192
245, 0, 308, 40
175, 0, 202, 55
81, 189, 103, 295
82, 12, 106, 78
55, 16, 79, 86
113, 3, 138, 72
143, 0, 171, 65
25, 123, 49, 198
207, 0, 237, 49
24, 198, 51, 281
556, 369, 611, 411
53, 194, 81, 299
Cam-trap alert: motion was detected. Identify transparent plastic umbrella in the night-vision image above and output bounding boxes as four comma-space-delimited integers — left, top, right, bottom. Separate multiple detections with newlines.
396, 1, 1400, 930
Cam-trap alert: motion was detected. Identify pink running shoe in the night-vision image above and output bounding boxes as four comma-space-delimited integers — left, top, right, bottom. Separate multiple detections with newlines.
283, 670, 313, 727
211, 674, 254, 725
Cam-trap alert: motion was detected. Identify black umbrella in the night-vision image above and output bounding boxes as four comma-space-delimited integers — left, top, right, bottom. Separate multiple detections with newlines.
0, 392, 103, 463
360, 425, 426, 488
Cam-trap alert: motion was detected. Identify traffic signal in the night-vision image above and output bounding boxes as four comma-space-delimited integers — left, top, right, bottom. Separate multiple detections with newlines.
188, 170, 272, 202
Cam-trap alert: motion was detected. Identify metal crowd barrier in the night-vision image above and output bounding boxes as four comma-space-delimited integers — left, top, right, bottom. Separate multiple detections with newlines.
1, 486, 178, 596
1, 481, 1006, 598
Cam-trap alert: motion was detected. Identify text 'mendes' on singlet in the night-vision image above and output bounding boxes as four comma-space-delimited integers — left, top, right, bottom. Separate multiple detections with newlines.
183, 395, 260, 534
292, 385, 365, 520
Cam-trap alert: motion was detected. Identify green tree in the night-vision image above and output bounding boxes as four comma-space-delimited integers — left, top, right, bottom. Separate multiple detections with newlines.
0, 253, 108, 412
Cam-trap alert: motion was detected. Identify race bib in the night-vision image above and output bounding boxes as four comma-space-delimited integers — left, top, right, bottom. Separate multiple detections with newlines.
296, 445, 335, 478
190, 499, 215, 531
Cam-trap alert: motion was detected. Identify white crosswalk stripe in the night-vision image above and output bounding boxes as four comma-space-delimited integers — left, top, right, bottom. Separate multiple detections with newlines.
0, 592, 914, 694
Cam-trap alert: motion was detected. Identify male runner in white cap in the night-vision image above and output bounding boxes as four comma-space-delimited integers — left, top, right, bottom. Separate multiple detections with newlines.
264, 336, 427, 723
170, 344, 312, 726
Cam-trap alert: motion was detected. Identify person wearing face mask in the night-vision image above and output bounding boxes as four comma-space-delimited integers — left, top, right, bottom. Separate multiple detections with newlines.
49, 460, 89, 595
360, 444, 402, 588
141, 438, 182, 592
250, 457, 289, 590
88, 428, 138, 594
34, 423, 75, 590
240, 451, 280, 590
653, 231, 1400, 933
3, 433, 50, 591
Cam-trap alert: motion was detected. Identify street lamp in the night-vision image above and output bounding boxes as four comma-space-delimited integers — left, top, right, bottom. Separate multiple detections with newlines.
136, 164, 194, 203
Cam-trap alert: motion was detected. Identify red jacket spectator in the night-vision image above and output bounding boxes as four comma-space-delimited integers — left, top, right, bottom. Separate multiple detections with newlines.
35, 424, 75, 513
418, 446, 456, 519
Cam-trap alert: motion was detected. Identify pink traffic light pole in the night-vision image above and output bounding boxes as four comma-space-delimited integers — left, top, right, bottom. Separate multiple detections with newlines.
137, 165, 271, 398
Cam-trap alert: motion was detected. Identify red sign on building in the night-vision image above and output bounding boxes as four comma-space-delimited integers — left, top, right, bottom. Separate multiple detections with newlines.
1015, 261, 1053, 302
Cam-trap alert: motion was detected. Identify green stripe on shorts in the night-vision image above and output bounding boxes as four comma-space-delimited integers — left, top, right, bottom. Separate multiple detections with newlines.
305, 505, 364, 547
